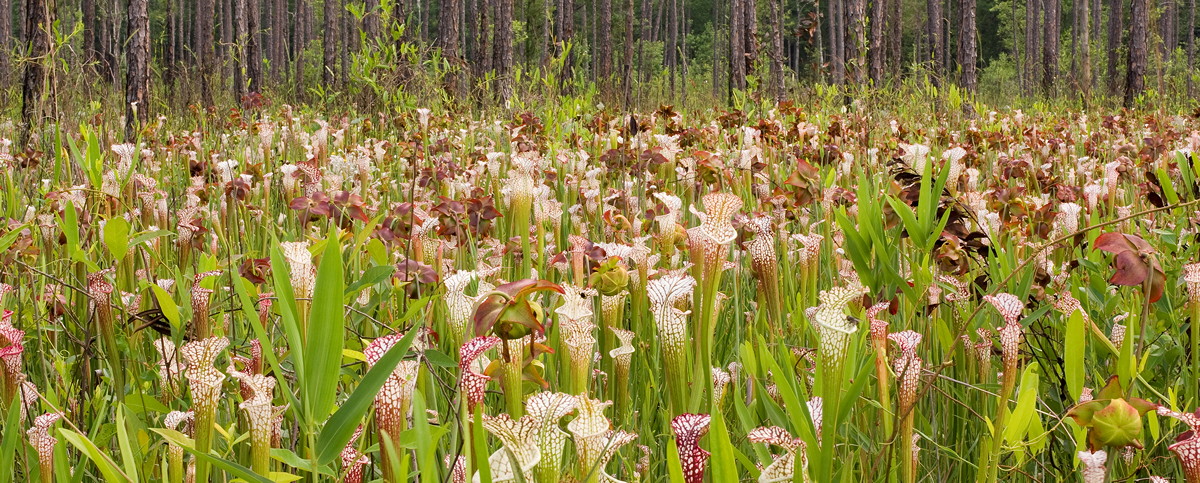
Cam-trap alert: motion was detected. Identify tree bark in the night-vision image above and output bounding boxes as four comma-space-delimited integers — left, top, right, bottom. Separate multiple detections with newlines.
623, 0, 634, 103
19, 0, 52, 146
364, 0, 379, 39
233, 0, 246, 99
198, 0, 215, 104
247, 0, 261, 93
439, 0, 462, 93
1079, 0, 1091, 94
1108, 0, 1123, 93
222, 0, 233, 80
730, 0, 746, 91
829, 0, 844, 84
598, 0, 612, 78
323, 0, 338, 86
770, 0, 784, 97
1126, 0, 1147, 105
126, 0, 150, 139
869, 0, 884, 82
959, 0, 976, 90
1042, 0, 1058, 93
847, 0, 865, 82
495, 0, 513, 97
927, 0, 942, 86
0, 0, 11, 78
1189, 0, 1195, 95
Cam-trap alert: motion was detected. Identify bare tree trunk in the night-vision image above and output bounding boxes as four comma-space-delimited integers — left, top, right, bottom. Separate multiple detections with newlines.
364, 0, 379, 39
829, 0, 844, 83
745, 0, 758, 75
233, 0, 246, 99
598, 0, 611, 79
769, 0, 784, 97
126, 0, 149, 139
340, 0, 348, 86
1126, 0, 1147, 105
712, 0, 722, 97
295, 0, 306, 86
440, 0, 463, 93
1079, 0, 1091, 94
1189, 0, 1195, 95
847, 0, 865, 82
869, 0, 884, 82
730, 0, 745, 91
19, 0, 52, 146
959, 0, 976, 90
222, 0, 233, 80
0, 0, 11, 78
199, 0, 215, 104
165, 0, 176, 89
495, 0, 513, 97
1042, 0, 1058, 93
1109, 0, 1123, 93
247, 0, 261, 93
927, 0, 942, 86
475, 0, 491, 76
623, 0, 634, 103
664, 0, 676, 92
323, 0, 338, 86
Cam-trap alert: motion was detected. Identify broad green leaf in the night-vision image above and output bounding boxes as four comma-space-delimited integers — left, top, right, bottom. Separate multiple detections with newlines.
314, 327, 420, 465
305, 230, 346, 421
0, 397, 24, 481
1065, 309, 1086, 401
59, 428, 134, 482
103, 217, 131, 261
152, 429, 273, 483
666, 438, 686, 483
707, 410, 740, 483
115, 407, 140, 482
1004, 362, 1040, 445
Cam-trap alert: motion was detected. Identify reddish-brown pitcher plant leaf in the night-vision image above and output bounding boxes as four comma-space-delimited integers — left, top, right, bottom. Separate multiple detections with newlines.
1093, 232, 1165, 302
473, 279, 564, 339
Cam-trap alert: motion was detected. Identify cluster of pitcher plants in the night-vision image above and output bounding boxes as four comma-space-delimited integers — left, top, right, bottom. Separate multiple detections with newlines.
5, 99, 1200, 482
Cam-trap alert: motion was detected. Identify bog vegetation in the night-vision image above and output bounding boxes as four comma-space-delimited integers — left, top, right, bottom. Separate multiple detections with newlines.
3, 92, 1200, 482
5, 0, 1200, 479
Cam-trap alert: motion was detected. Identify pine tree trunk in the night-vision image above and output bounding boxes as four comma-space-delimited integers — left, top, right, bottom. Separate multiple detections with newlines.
323, 0, 338, 86
769, 0, 784, 97
598, 0, 612, 78
19, 0, 52, 146
1042, 0, 1058, 93
1109, 0, 1123, 93
495, 0, 513, 97
439, 0, 462, 93
847, 0, 865, 82
199, 0, 215, 104
959, 0, 976, 90
1126, 0, 1147, 105
233, 0, 246, 99
869, 0, 884, 82
1188, 0, 1195, 95
745, 0, 758, 75
1, 0, 12, 78
1079, 0, 1091, 94
364, 0, 379, 39
126, 0, 150, 139
927, 0, 942, 86
222, 0, 233, 80
247, 0, 261, 93
730, 0, 745, 91
829, 0, 844, 83
623, 0, 634, 103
